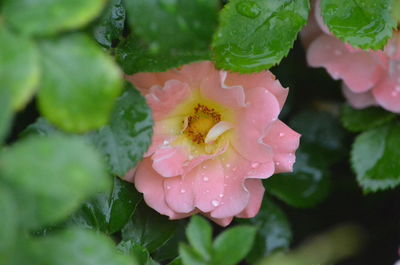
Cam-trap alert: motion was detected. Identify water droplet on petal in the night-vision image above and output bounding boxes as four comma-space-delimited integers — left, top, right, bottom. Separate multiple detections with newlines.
206, 189, 210, 193
395, 85, 400, 92
180, 189, 186, 193
225, 175, 229, 179
166, 185, 171, 190
211, 200, 220, 207
251, 162, 259, 168
202, 165, 207, 169
219, 193, 224, 198
279, 132, 285, 137
163, 140, 169, 145
203, 176, 209, 182
276, 161, 280, 166
226, 163, 231, 168
188, 155, 194, 160
236, 0, 261, 18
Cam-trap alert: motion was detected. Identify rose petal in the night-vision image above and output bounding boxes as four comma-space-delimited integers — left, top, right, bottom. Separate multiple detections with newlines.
236, 179, 264, 218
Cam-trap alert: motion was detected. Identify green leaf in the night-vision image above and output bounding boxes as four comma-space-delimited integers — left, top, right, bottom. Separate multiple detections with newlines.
241, 198, 292, 262
179, 243, 206, 265
37, 33, 123, 133
3, 0, 106, 36
117, 241, 160, 265
341, 105, 396, 132
124, 0, 218, 52
289, 110, 346, 165
0, 89, 13, 143
0, 135, 110, 229
265, 144, 331, 208
68, 176, 142, 234
116, 34, 210, 74
29, 228, 136, 265
0, 26, 40, 110
93, 0, 126, 48
186, 216, 212, 259
167, 257, 183, 265
0, 184, 18, 263
212, 0, 309, 73
19, 118, 60, 138
212, 226, 257, 265
88, 87, 153, 176
321, 0, 395, 50
122, 203, 179, 253
351, 124, 400, 192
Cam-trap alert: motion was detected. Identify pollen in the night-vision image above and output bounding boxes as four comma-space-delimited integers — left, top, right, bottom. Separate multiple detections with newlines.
183, 104, 221, 144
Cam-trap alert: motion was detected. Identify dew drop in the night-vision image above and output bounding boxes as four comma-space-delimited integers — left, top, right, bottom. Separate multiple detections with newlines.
236, 1, 261, 19
279, 132, 285, 137
219, 193, 224, 198
395, 85, 400, 92
276, 161, 280, 166
202, 165, 207, 169
225, 175, 229, 179
180, 189, 186, 193
226, 163, 231, 168
166, 185, 171, 190
203, 176, 209, 182
251, 162, 259, 168
211, 200, 220, 207
206, 189, 210, 193
163, 140, 169, 145
188, 155, 194, 160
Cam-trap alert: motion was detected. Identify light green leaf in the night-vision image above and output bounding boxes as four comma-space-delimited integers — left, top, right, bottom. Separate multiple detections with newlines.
341, 105, 396, 132
186, 216, 212, 259
212, 0, 309, 73
88, 86, 153, 176
179, 243, 206, 265
0, 184, 18, 263
0, 26, 40, 110
212, 226, 257, 265
38, 33, 122, 133
29, 228, 136, 265
19, 118, 60, 138
3, 0, 106, 36
0, 135, 110, 229
321, 0, 395, 50
351, 124, 400, 192
121, 203, 178, 253
117, 241, 160, 265
0, 89, 13, 143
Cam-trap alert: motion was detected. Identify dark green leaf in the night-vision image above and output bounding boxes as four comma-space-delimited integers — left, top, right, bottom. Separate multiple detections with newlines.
212, 225, 256, 265
265, 144, 331, 208
290, 110, 346, 165
321, 0, 395, 50
0, 184, 17, 263
212, 0, 309, 73
116, 34, 209, 74
19, 118, 60, 138
186, 216, 212, 260
0, 89, 12, 143
124, 0, 219, 52
0, 26, 39, 110
88, 87, 152, 176
118, 241, 160, 265
152, 223, 186, 262
241, 198, 291, 262
179, 243, 206, 265
29, 228, 136, 265
122, 203, 179, 253
341, 105, 396, 132
351, 124, 400, 192
93, 0, 126, 48
0, 135, 110, 229
68, 177, 142, 234
167, 257, 183, 265
3, 0, 105, 36
38, 33, 123, 132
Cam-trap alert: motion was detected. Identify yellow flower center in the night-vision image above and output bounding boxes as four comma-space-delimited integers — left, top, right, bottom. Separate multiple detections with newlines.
183, 104, 221, 144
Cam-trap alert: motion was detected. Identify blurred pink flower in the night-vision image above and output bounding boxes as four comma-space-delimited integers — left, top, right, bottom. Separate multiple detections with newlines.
125, 61, 300, 226
302, 0, 400, 113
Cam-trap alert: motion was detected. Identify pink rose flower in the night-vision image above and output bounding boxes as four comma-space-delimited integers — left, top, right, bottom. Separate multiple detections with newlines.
302, 0, 400, 113
125, 61, 300, 226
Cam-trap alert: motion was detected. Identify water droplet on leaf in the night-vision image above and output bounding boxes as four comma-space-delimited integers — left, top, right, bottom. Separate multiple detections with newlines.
236, 1, 261, 19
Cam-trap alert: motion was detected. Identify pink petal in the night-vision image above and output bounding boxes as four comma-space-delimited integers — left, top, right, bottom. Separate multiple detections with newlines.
314, 0, 330, 35
146, 80, 191, 120
307, 34, 383, 93
152, 147, 188, 178
372, 77, 400, 113
342, 83, 377, 109
223, 71, 288, 110
189, 160, 225, 212
236, 179, 264, 218
202, 214, 233, 227
300, 0, 323, 47
233, 87, 280, 163
164, 176, 195, 213
263, 120, 301, 173
134, 158, 176, 218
